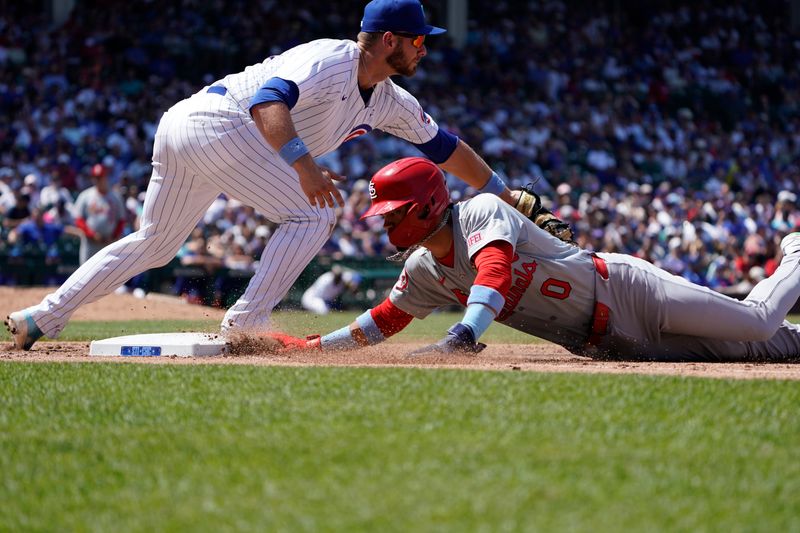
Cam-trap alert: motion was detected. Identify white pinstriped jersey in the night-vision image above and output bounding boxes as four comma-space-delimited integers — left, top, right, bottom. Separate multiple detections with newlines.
213, 39, 441, 157
23, 39, 455, 342
389, 194, 598, 349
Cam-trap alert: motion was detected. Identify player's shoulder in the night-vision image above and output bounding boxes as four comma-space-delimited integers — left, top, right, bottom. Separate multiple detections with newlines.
75, 187, 93, 199
468, 192, 507, 207
403, 248, 439, 277
454, 193, 525, 232
379, 77, 416, 101
287, 38, 357, 60
458, 193, 511, 216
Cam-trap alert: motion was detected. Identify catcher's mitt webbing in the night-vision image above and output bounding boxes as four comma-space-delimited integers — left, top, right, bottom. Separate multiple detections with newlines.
515, 188, 541, 218
515, 185, 576, 244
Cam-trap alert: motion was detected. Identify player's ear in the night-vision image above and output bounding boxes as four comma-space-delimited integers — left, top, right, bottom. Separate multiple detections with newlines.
382, 31, 397, 48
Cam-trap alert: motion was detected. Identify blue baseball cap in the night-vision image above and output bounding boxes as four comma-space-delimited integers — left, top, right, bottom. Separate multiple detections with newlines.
361, 0, 446, 35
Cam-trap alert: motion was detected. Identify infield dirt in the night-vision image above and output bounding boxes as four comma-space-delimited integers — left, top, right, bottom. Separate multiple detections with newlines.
3, 287, 800, 380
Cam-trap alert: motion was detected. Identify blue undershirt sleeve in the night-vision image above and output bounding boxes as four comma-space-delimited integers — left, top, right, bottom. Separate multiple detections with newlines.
413, 129, 459, 164
249, 77, 300, 113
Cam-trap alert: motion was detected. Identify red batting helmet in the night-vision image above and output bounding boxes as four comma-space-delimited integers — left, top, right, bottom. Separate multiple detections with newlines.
90, 164, 107, 178
361, 157, 450, 248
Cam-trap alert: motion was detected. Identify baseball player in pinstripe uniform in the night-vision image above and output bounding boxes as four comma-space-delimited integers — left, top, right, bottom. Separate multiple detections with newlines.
5, 0, 539, 350
270, 158, 800, 362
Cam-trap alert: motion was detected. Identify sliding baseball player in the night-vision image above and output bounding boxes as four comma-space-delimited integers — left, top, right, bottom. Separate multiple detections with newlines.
270, 157, 800, 362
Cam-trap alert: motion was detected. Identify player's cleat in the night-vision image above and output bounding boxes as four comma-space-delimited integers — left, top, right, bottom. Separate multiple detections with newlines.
780, 232, 800, 257
4, 310, 43, 351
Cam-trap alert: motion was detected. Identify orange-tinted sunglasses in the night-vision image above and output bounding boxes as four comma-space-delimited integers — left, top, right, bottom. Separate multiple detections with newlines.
394, 32, 426, 48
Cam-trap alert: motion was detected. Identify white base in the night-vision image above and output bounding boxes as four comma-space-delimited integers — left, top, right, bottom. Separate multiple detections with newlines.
89, 332, 227, 357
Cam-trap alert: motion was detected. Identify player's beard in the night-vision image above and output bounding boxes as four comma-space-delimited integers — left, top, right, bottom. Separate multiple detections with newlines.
387, 46, 417, 76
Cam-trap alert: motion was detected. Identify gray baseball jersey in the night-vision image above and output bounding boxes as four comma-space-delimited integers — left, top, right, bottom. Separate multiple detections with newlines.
27, 39, 445, 338
390, 194, 800, 362
72, 186, 126, 263
72, 187, 125, 233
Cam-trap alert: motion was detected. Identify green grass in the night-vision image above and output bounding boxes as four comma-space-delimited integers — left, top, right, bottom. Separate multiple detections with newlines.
3, 312, 800, 530
1, 364, 798, 531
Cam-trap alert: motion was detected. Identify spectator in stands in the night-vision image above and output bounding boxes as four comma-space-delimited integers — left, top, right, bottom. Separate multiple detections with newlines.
1, 0, 799, 305
21, 174, 41, 209
72, 163, 126, 264
43, 198, 75, 226
52, 155, 79, 191
7, 206, 63, 262
772, 191, 799, 233
174, 227, 224, 305
39, 172, 74, 214
224, 241, 255, 273
0, 168, 15, 215
3, 190, 32, 230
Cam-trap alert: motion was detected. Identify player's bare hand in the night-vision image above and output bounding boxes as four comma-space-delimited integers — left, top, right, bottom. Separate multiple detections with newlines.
298, 164, 345, 209
320, 166, 346, 183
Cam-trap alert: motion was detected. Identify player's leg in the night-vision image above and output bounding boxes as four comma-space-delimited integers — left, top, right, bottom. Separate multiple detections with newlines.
601, 238, 800, 343
301, 293, 331, 315
175, 100, 338, 331
9, 113, 220, 343
655, 234, 800, 341
746, 233, 800, 307
643, 321, 800, 362
222, 209, 334, 331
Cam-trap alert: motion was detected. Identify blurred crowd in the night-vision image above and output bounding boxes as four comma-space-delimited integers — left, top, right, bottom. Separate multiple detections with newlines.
0, 0, 799, 297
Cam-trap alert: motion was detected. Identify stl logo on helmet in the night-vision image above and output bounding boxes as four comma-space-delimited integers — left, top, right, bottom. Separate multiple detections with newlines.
368, 181, 377, 199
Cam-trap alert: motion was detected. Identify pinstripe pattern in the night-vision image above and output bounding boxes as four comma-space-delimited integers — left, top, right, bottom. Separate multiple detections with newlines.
25, 39, 444, 336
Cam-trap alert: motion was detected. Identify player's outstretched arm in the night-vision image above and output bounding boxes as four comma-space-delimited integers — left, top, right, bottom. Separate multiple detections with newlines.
251, 101, 344, 209
269, 298, 414, 352
439, 143, 575, 243
410, 241, 513, 356
437, 141, 516, 206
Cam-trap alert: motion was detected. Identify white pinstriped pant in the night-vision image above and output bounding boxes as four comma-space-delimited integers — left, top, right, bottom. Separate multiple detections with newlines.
30, 89, 336, 337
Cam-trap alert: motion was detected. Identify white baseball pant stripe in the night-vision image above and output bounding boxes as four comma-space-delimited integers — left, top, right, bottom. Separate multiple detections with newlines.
30, 89, 335, 337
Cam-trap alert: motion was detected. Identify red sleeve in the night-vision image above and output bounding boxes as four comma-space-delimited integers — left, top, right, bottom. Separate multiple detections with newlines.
112, 219, 125, 239
369, 297, 414, 337
74, 217, 96, 239
472, 240, 514, 295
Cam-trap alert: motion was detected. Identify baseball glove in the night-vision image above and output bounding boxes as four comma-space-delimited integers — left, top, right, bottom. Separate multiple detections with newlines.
515, 184, 575, 243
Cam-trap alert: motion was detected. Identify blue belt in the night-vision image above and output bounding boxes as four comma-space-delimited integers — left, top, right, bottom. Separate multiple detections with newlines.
207, 86, 227, 96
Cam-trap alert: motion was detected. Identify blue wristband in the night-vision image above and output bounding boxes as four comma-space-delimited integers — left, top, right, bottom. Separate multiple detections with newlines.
478, 171, 506, 195
467, 285, 506, 315
355, 310, 386, 344
320, 311, 385, 351
320, 325, 359, 351
279, 136, 309, 166
460, 303, 496, 340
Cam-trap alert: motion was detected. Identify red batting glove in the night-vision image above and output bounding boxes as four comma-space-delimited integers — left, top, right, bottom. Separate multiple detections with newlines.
264, 332, 309, 351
